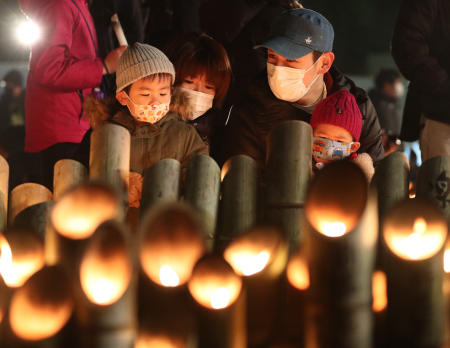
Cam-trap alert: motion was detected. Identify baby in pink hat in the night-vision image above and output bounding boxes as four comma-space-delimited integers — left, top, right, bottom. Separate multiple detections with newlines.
310, 90, 374, 181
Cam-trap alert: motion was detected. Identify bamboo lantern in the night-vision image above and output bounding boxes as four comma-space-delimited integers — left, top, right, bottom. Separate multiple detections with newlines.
90, 123, 130, 194
304, 160, 378, 348
372, 151, 410, 220
0, 155, 8, 232
12, 201, 55, 240
383, 198, 447, 348
223, 225, 288, 346
0, 228, 44, 289
188, 255, 245, 348
8, 183, 52, 227
184, 155, 221, 251
416, 155, 450, 222
138, 202, 205, 343
48, 182, 120, 268
217, 155, 259, 252
7, 265, 73, 344
265, 120, 312, 248
53, 159, 88, 201
77, 220, 135, 347
140, 159, 181, 216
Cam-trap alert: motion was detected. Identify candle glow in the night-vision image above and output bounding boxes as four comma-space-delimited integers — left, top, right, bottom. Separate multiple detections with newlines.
318, 221, 347, 238
287, 250, 310, 291
372, 271, 388, 312
159, 265, 180, 287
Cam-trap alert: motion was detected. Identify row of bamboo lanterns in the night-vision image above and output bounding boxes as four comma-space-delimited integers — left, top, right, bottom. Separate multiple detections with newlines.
0, 121, 447, 347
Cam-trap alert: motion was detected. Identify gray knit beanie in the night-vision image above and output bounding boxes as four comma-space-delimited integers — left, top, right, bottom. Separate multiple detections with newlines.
116, 43, 176, 92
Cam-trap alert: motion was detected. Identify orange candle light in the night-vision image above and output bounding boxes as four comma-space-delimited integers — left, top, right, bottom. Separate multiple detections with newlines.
139, 203, 205, 288
287, 247, 310, 291
304, 161, 378, 348
8, 266, 73, 342
188, 256, 245, 348
382, 198, 447, 348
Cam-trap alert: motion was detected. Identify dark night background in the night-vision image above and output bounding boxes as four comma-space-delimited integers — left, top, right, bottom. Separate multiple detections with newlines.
0, 0, 402, 75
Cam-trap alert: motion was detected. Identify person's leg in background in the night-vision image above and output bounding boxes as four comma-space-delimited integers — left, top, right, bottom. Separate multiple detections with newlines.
420, 117, 450, 163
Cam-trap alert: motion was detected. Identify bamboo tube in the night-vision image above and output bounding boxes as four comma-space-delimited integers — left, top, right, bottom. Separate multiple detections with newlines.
184, 155, 221, 250
0, 155, 8, 232
223, 225, 288, 346
140, 159, 181, 215
265, 120, 312, 248
77, 220, 136, 348
304, 161, 378, 348
90, 123, 130, 194
5, 265, 73, 346
372, 151, 410, 221
383, 198, 447, 348
416, 155, 450, 222
48, 182, 121, 270
53, 159, 88, 201
110, 14, 128, 46
12, 201, 55, 240
188, 255, 246, 348
217, 155, 259, 251
8, 183, 52, 226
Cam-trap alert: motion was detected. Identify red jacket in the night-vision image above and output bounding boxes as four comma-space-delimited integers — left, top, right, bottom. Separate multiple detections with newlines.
19, 0, 103, 152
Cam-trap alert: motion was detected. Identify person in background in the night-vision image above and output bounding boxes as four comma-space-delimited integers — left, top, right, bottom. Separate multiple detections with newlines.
89, 0, 144, 96
223, 8, 384, 168
164, 32, 232, 160
311, 90, 374, 182
18, 0, 126, 190
392, 0, 450, 162
0, 70, 28, 189
368, 68, 404, 156
82, 43, 208, 207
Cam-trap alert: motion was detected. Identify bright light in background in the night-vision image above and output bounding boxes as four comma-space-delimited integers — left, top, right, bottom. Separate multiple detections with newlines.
16, 20, 40, 46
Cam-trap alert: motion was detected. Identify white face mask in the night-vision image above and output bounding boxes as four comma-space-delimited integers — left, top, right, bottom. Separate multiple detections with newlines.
267, 58, 321, 102
125, 93, 170, 124
177, 87, 214, 120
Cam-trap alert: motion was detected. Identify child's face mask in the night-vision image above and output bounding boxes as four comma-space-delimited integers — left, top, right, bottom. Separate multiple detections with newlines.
125, 93, 170, 124
267, 56, 321, 102
177, 87, 214, 120
312, 136, 354, 162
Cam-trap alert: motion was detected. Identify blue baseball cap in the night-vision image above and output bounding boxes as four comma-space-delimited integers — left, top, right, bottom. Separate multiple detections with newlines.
255, 9, 334, 60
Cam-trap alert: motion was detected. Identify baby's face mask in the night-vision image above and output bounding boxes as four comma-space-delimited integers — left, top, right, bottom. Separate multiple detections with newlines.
312, 136, 354, 162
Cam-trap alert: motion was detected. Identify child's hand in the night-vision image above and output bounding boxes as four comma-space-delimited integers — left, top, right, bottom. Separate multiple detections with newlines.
128, 172, 143, 208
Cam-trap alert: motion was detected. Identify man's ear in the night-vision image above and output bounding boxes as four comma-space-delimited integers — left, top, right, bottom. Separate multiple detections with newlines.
317, 52, 335, 74
116, 91, 128, 106
351, 141, 360, 153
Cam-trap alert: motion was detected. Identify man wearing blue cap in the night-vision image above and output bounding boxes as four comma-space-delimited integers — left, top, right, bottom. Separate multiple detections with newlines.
223, 8, 384, 167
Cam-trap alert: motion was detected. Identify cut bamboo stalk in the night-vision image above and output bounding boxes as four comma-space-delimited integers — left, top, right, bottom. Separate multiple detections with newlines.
0, 155, 8, 232
8, 183, 52, 226
140, 159, 181, 215
53, 159, 88, 201
77, 220, 136, 348
90, 123, 130, 195
12, 201, 55, 240
184, 154, 221, 251
223, 225, 288, 346
383, 198, 447, 348
304, 161, 378, 348
416, 155, 450, 222
217, 155, 259, 252
372, 151, 410, 221
188, 255, 246, 348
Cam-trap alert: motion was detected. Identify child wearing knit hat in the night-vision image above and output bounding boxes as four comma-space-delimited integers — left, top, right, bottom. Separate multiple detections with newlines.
310, 90, 374, 181
83, 43, 208, 207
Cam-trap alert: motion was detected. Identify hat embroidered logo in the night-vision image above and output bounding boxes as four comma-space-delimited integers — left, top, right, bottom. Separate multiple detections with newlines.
305, 37, 312, 44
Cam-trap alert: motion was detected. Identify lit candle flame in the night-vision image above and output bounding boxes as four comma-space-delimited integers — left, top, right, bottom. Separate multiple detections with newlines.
83, 278, 122, 306
226, 250, 270, 277
444, 248, 450, 273
403, 218, 428, 259
287, 254, 309, 291
319, 221, 347, 238
0, 238, 13, 283
159, 265, 180, 287
372, 271, 387, 312
210, 287, 231, 310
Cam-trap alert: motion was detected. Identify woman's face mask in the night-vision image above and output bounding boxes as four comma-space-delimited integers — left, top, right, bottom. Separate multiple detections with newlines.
267, 57, 321, 102
125, 93, 170, 124
177, 87, 214, 120
312, 136, 354, 162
